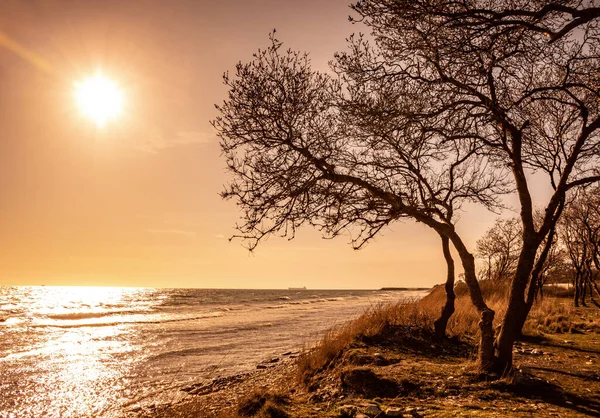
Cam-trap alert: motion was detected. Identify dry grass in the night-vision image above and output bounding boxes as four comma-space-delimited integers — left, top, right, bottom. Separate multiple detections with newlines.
525, 297, 600, 334
237, 389, 290, 418
296, 300, 432, 382
156, 283, 600, 418
417, 280, 510, 338
541, 285, 573, 298
296, 280, 597, 383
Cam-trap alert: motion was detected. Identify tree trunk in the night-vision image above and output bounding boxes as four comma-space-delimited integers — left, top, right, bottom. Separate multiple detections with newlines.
434, 234, 455, 340
589, 277, 600, 308
495, 243, 537, 374
515, 275, 539, 339
478, 308, 496, 370
579, 270, 587, 306
445, 228, 496, 372
517, 227, 557, 337
516, 281, 537, 340
592, 276, 600, 300
574, 273, 580, 307
412, 217, 496, 372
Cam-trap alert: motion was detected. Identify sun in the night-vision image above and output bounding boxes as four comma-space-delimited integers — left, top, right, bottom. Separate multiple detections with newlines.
74, 72, 124, 127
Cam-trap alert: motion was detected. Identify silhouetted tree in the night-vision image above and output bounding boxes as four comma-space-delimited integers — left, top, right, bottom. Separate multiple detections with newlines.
534, 229, 566, 297
561, 205, 590, 306
559, 187, 600, 307
395, 0, 600, 44
214, 35, 507, 370
477, 218, 521, 282
476, 211, 562, 335
216, 0, 600, 373
350, 0, 600, 372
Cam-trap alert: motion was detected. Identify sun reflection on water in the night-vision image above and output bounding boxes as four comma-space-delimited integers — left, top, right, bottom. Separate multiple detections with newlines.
0, 286, 156, 417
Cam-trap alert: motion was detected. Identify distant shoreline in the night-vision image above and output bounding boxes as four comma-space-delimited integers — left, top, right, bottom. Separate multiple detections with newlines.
1, 285, 433, 291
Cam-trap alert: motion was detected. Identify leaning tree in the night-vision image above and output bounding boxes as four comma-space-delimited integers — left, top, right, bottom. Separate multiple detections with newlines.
349, 0, 600, 372
213, 35, 508, 369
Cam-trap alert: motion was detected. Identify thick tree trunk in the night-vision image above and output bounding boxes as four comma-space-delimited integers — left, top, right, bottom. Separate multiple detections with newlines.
516, 282, 537, 340
478, 308, 496, 370
515, 276, 540, 339
496, 243, 537, 373
434, 235, 455, 340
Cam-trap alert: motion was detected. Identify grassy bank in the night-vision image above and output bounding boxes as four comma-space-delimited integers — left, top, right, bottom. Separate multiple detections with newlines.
150, 285, 600, 417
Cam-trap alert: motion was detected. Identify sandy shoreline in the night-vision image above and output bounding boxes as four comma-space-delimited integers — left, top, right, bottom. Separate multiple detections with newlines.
131, 356, 297, 417
143, 330, 600, 418
127, 292, 600, 418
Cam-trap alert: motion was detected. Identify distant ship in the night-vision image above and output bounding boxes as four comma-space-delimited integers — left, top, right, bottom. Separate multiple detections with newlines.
288, 286, 306, 290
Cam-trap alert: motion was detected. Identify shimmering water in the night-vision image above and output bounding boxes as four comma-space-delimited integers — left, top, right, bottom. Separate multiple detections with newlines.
0, 286, 424, 417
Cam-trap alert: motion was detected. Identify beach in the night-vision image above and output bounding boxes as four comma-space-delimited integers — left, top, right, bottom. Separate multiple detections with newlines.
0, 286, 425, 417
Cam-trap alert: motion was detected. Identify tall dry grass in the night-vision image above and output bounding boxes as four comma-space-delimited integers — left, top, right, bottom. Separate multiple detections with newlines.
524, 296, 600, 333
297, 281, 590, 381
296, 299, 432, 382
415, 282, 596, 336
417, 280, 510, 337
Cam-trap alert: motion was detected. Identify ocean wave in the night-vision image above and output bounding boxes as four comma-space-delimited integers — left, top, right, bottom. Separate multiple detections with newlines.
147, 341, 243, 361
31, 311, 224, 329
44, 310, 143, 320
219, 322, 276, 333
0, 316, 28, 326
273, 296, 347, 307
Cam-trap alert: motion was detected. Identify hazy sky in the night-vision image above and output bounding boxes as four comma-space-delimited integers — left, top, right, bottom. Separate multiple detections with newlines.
0, 0, 517, 289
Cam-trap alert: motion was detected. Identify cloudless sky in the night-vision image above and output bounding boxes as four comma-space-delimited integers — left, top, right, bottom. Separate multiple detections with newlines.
0, 0, 529, 289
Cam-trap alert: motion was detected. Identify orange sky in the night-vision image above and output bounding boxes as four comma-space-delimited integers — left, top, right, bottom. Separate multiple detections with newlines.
0, 0, 524, 289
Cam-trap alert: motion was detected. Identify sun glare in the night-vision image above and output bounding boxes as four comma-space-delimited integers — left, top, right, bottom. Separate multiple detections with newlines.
74, 72, 124, 127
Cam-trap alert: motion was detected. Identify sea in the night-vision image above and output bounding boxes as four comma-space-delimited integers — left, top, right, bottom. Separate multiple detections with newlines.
0, 286, 425, 417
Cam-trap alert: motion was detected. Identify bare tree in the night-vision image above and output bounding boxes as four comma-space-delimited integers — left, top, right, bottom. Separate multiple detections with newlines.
559, 187, 600, 306
521, 208, 563, 323
399, 0, 600, 44
560, 203, 589, 306
214, 35, 508, 370
476, 211, 562, 333
477, 217, 521, 282
533, 228, 565, 297
350, 0, 600, 372
216, 0, 600, 373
